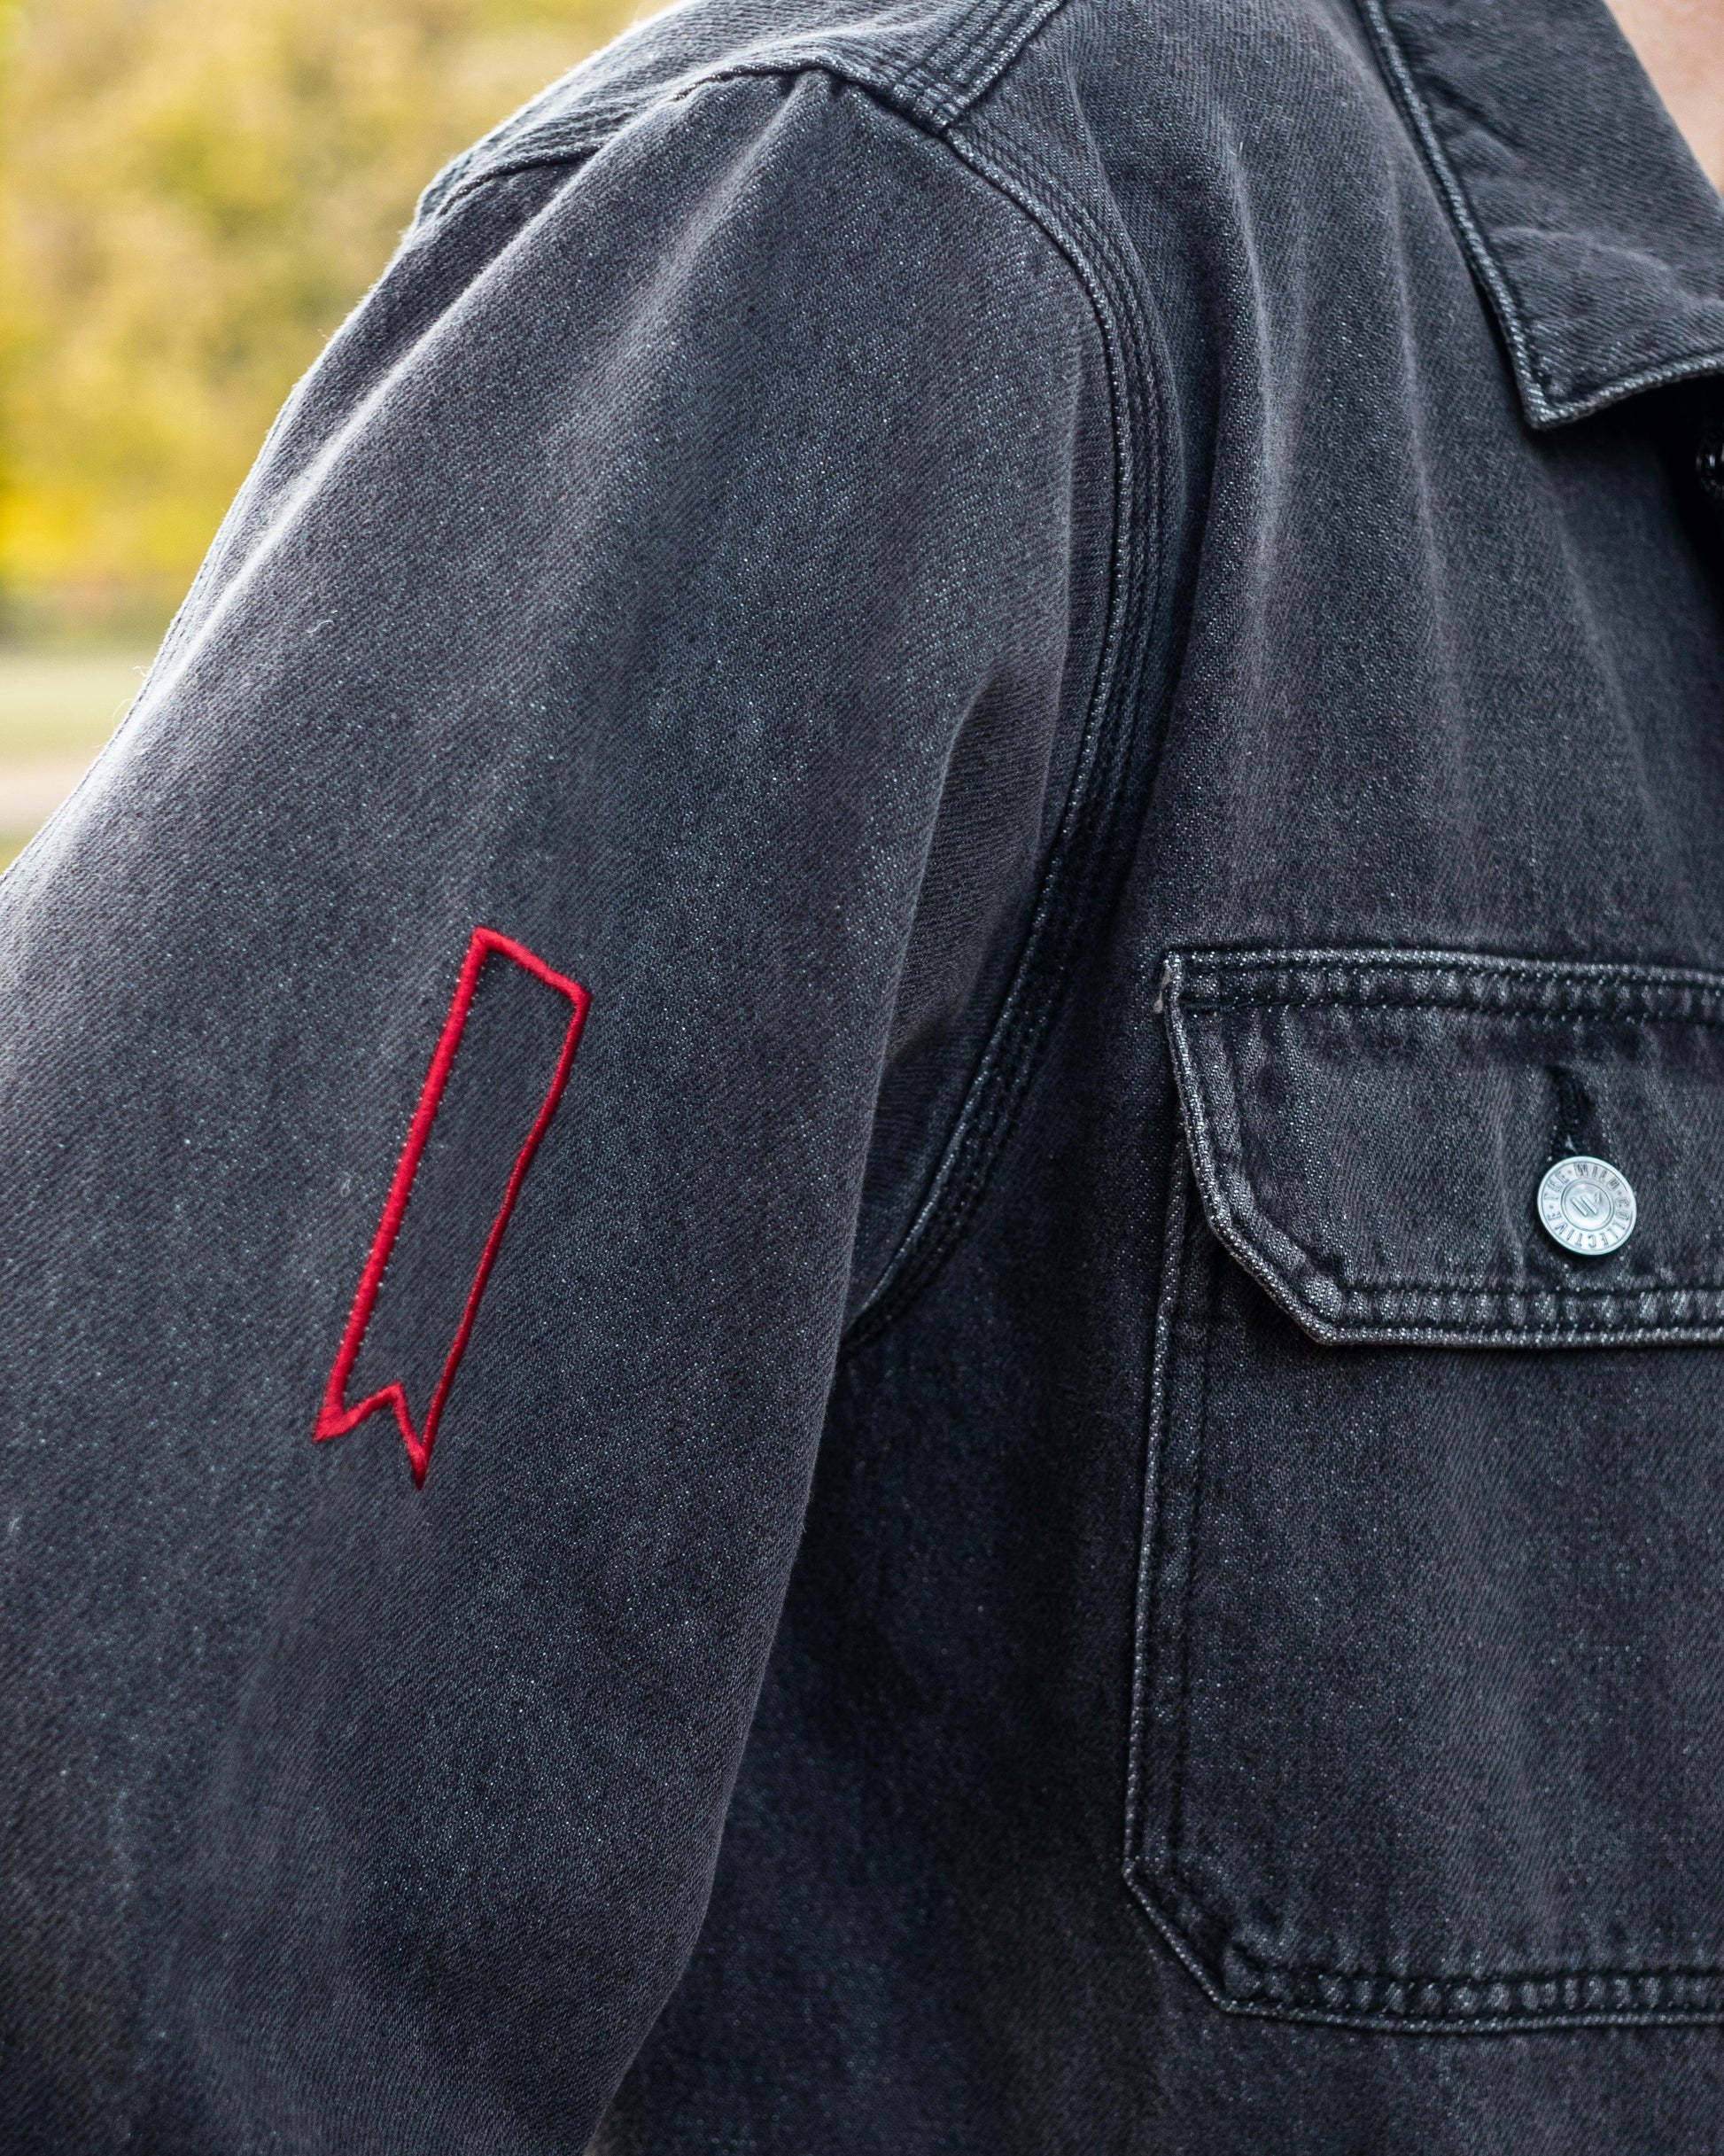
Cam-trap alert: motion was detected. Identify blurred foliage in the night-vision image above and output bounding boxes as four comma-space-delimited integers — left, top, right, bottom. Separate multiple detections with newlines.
0, 0, 641, 639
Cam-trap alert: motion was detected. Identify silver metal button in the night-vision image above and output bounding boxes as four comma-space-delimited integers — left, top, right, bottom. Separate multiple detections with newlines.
1537, 1156, 1635, 1257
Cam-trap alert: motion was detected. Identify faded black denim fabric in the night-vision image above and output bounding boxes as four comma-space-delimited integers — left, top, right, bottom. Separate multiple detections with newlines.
2, 0, 1723, 2147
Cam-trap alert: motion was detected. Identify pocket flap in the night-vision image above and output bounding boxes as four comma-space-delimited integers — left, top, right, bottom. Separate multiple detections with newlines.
1163, 946, 1724, 1346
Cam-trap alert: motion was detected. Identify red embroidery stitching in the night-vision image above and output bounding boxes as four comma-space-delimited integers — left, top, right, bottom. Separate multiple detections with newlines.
315, 926, 590, 1486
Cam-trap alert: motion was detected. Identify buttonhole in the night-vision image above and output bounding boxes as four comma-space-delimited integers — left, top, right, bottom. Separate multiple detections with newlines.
1548, 1065, 1601, 1163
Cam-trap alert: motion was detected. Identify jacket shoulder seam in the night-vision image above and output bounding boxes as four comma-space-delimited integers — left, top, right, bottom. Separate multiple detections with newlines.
423, 32, 1172, 1355
843, 110, 1173, 1344
420, 0, 1082, 215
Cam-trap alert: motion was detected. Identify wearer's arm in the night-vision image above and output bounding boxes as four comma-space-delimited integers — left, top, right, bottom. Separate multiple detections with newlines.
0, 69, 1101, 2149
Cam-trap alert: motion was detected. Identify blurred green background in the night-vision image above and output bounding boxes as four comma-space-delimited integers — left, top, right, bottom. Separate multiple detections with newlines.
0, 0, 642, 861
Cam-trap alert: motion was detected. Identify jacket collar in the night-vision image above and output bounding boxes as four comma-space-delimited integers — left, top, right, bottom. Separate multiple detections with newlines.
1359, 0, 1724, 426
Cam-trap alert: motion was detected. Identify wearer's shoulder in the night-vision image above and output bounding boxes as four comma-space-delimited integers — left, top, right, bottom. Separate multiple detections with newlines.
419, 0, 1085, 214
419, 0, 1379, 235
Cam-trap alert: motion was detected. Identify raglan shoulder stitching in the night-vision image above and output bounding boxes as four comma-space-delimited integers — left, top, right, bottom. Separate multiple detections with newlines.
417, 0, 1175, 1355
419, 0, 1082, 217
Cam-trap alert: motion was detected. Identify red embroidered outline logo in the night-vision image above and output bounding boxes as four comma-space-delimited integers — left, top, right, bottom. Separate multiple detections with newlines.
315, 926, 590, 1485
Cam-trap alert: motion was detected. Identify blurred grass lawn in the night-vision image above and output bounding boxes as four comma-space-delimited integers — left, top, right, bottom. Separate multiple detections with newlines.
0, 650, 152, 866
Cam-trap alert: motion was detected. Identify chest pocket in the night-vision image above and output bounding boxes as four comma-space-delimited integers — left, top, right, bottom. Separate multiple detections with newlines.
1128, 946, 1724, 2032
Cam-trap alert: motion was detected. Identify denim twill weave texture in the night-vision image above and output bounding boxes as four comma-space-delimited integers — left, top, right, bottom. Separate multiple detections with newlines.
2, 0, 1724, 2148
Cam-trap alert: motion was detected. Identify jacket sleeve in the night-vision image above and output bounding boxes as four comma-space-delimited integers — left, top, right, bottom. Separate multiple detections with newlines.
0, 68, 1103, 2150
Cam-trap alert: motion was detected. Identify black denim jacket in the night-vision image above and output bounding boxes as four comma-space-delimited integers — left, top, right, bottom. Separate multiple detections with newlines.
4, 0, 1724, 2147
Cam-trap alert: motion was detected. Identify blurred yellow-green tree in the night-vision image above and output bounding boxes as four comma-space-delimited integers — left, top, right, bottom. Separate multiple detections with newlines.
0, 0, 641, 640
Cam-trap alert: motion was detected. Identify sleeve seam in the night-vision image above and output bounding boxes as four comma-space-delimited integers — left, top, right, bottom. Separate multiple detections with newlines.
426, 51, 1166, 1355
